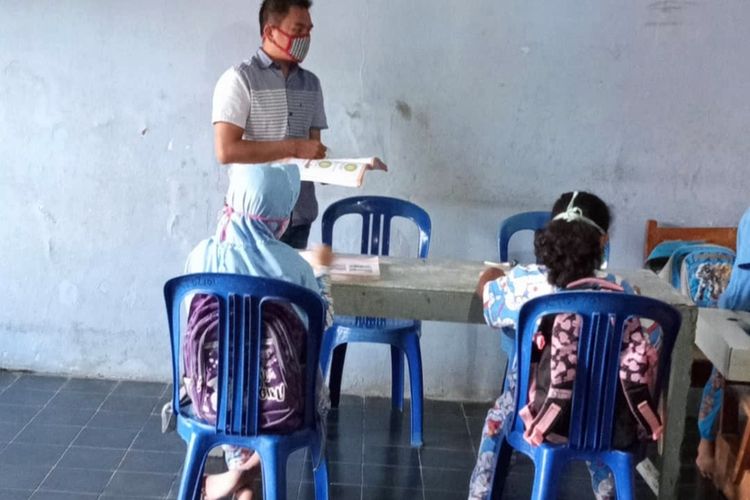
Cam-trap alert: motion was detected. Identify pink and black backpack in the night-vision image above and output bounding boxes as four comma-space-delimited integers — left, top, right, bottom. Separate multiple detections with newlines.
518, 278, 663, 449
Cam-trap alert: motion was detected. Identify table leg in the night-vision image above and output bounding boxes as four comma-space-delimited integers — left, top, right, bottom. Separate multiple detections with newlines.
658, 305, 697, 500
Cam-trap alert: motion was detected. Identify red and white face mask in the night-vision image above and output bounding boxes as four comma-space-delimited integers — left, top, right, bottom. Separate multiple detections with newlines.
269, 27, 311, 62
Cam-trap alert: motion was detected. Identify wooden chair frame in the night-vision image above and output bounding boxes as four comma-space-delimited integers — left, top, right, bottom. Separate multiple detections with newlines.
715, 386, 750, 499
644, 219, 737, 260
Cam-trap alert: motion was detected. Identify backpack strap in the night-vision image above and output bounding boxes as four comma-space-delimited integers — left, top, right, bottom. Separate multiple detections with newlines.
619, 317, 663, 440
183, 294, 220, 422
566, 277, 624, 292
522, 313, 580, 445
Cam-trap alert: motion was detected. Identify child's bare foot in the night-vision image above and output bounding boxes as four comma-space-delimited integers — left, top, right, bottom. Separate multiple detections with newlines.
204, 470, 243, 499
695, 439, 716, 478
202, 452, 260, 499
234, 486, 253, 500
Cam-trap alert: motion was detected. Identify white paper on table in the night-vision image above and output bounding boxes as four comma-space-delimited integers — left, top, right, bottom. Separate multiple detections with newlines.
299, 252, 380, 278
283, 157, 388, 188
329, 255, 380, 277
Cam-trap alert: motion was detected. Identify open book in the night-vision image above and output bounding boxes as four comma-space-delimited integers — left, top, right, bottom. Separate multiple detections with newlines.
299, 252, 380, 279
285, 157, 388, 188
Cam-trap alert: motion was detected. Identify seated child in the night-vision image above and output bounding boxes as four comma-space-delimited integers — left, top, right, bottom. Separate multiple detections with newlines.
183, 164, 332, 500
695, 206, 750, 478
468, 191, 659, 500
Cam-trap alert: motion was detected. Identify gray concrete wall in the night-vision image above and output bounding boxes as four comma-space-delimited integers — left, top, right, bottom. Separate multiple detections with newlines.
1, 0, 748, 400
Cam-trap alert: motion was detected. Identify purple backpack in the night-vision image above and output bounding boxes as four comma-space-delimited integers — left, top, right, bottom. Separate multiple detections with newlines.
182, 294, 306, 433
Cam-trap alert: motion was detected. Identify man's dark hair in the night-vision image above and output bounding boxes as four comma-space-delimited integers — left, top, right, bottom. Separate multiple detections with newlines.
534, 191, 611, 288
259, 0, 312, 36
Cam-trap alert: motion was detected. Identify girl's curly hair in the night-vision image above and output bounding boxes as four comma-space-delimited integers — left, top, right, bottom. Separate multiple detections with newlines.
534, 191, 610, 288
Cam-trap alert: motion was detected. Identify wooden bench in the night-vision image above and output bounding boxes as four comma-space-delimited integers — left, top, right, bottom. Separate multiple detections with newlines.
715, 387, 750, 499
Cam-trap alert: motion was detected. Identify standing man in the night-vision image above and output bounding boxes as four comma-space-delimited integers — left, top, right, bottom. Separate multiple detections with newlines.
212, 0, 327, 249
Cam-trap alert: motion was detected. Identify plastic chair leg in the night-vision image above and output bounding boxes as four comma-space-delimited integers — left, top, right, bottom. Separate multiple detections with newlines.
487, 437, 514, 500
319, 328, 336, 376
610, 455, 635, 500
177, 434, 211, 500
310, 438, 330, 500
530, 449, 563, 500
404, 334, 424, 447
390, 346, 405, 411
328, 344, 347, 408
259, 446, 289, 500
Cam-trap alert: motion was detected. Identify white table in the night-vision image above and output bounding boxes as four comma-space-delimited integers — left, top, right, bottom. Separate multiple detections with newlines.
329, 257, 696, 500
696, 308, 750, 383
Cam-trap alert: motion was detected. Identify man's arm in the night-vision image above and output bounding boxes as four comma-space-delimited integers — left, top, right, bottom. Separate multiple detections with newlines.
214, 122, 326, 165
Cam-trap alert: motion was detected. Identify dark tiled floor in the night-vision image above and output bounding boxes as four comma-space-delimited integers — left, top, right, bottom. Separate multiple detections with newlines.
0, 372, 725, 499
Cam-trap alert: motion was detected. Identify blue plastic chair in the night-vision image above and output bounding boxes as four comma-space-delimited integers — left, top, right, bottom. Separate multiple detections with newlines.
498, 211, 610, 267
498, 211, 551, 263
496, 211, 611, 393
488, 291, 681, 500
496, 211, 554, 387
320, 196, 431, 447
164, 274, 329, 500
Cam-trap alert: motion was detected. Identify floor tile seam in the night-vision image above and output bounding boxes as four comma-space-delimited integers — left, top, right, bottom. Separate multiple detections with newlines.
461, 402, 479, 458
1, 376, 71, 460
356, 462, 424, 470
417, 441, 427, 500
49, 387, 117, 396
362, 443, 473, 452
36, 464, 180, 476
361, 485, 424, 492
99, 424, 148, 494
360, 410, 366, 500
309, 478, 362, 487
30, 464, 118, 473
32, 484, 111, 496
0, 486, 33, 492
96, 494, 163, 500
418, 464, 476, 472
106, 468, 181, 478
292, 470, 305, 500
107, 381, 167, 400
55, 443, 134, 452
159, 382, 171, 399
34, 381, 124, 494
31, 379, 123, 496
356, 459, 423, 467
2, 373, 69, 391
323, 457, 370, 466
11, 421, 88, 445
421, 485, 472, 494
